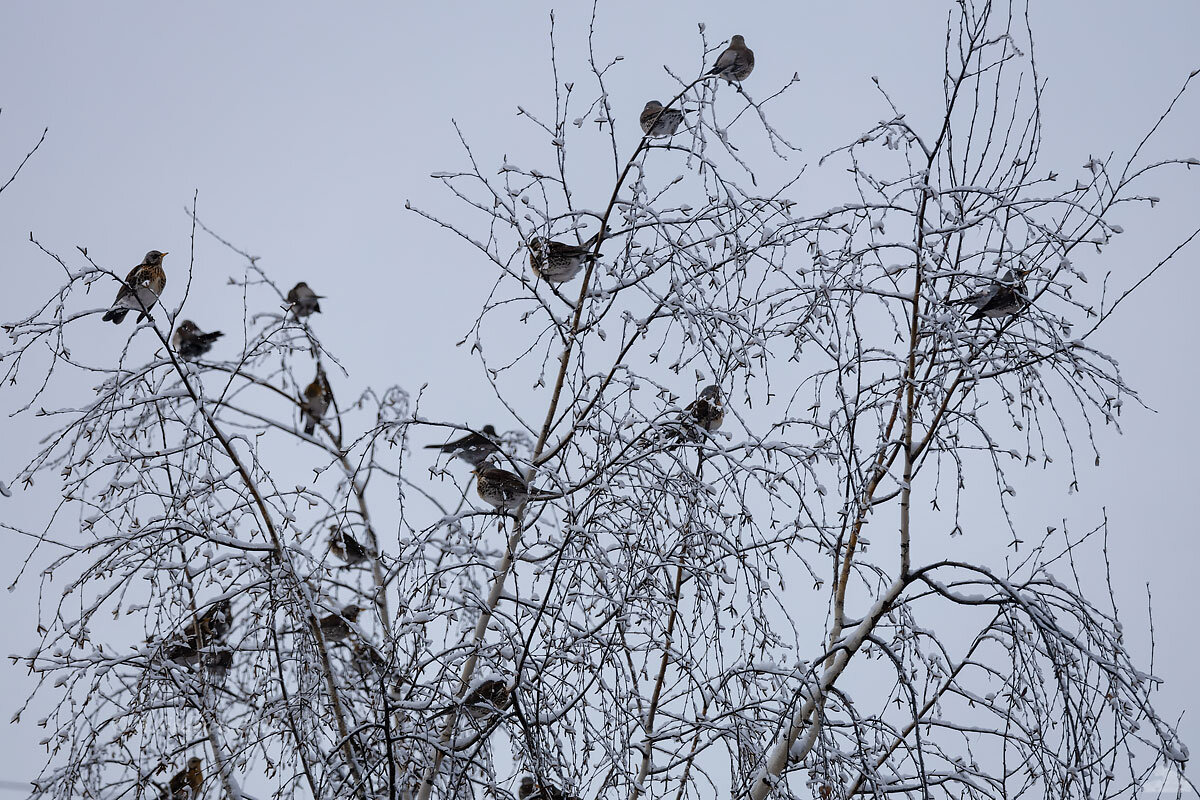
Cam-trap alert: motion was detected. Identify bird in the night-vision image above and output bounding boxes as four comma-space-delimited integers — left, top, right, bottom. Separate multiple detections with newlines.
201, 648, 234, 682
671, 384, 725, 442
103, 250, 167, 324
166, 599, 233, 666
301, 367, 333, 435
519, 776, 579, 800
318, 604, 361, 642
424, 425, 501, 466
951, 270, 1027, 320
172, 320, 224, 360
640, 101, 686, 138
286, 281, 322, 318
473, 462, 555, 512
528, 230, 605, 284
329, 527, 371, 565
707, 35, 754, 83
160, 756, 203, 800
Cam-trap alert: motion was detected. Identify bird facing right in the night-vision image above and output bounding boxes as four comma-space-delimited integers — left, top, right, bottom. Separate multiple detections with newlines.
519, 776, 580, 800
707, 34, 754, 82
473, 462, 554, 512
162, 756, 203, 800
640, 100, 685, 138
172, 320, 224, 360
528, 231, 604, 284
424, 425, 501, 466
318, 604, 361, 642
286, 281, 322, 318
103, 250, 167, 324
329, 527, 371, 565
301, 368, 333, 435
673, 384, 725, 442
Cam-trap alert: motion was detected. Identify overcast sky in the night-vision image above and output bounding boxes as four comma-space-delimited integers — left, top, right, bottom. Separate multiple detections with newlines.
1, 1, 1197, 794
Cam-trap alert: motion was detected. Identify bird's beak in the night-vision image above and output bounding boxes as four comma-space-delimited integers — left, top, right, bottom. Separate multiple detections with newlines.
160, 251, 169, 257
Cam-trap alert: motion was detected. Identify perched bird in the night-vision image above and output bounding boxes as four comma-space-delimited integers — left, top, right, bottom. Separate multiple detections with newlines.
672, 384, 725, 442
161, 756, 203, 800
640, 100, 686, 138
286, 281, 323, 318
707, 34, 754, 83
329, 527, 371, 566
201, 648, 234, 682
424, 425, 501, 466
185, 599, 233, 643
951, 270, 1028, 320
528, 230, 604, 284
352, 640, 390, 678
172, 320, 224, 360
301, 368, 333, 435
318, 604, 361, 642
519, 775, 579, 800
103, 250, 168, 324
166, 599, 233, 666
430, 677, 512, 723
473, 462, 554, 512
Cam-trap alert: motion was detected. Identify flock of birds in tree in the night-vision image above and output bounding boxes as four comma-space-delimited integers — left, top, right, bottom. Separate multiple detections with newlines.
95, 34, 1027, 799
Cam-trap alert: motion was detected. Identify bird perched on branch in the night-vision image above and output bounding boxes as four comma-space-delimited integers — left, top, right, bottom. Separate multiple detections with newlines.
165, 598, 233, 666
160, 756, 202, 800
951, 270, 1028, 320
640, 100, 686, 138
671, 384, 725, 443
286, 281, 322, 318
301, 367, 333, 435
432, 677, 512, 722
528, 230, 605, 284
519, 775, 579, 800
329, 527, 371, 566
318, 604, 361, 642
424, 425, 501, 466
201, 648, 234, 682
103, 250, 167, 324
172, 320, 223, 360
473, 462, 555, 512
707, 35, 754, 83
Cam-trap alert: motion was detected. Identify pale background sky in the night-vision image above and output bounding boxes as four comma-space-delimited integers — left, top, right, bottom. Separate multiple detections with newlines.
1, 1, 1197, 794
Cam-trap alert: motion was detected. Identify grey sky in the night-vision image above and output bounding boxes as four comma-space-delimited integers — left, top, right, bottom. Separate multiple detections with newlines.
1, 0, 1197, 793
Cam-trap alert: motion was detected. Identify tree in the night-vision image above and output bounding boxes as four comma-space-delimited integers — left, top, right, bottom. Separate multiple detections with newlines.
2, 2, 1195, 799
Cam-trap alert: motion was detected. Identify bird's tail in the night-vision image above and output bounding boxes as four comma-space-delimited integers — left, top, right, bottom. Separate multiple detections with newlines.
304, 418, 317, 435
201, 331, 224, 344
102, 308, 129, 324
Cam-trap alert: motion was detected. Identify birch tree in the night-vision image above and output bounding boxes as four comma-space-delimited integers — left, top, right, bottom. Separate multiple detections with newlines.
3, 2, 1196, 799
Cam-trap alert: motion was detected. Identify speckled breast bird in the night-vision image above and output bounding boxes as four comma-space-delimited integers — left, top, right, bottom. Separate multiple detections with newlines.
707, 34, 754, 82
673, 384, 725, 442
172, 320, 224, 360
202, 648, 234, 682
301, 368, 333, 435
519, 776, 580, 800
473, 462, 554, 512
528, 230, 604, 284
286, 281, 323, 318
103, 250, 167, 324
319, 604, 361, 642
330, 527, 371, 565
424, 425, 501, 466
161, 757, 202, 800
462, 678, 511, 717
640, 100, 685, 138
951, 270, 1027, 320
167, 598, 233, 665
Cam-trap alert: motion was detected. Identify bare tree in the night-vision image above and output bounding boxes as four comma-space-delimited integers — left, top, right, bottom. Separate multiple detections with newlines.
3, 2, 1196, 799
